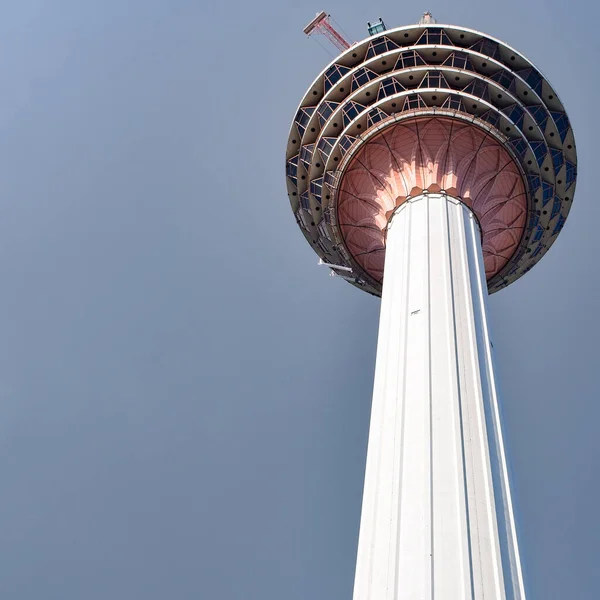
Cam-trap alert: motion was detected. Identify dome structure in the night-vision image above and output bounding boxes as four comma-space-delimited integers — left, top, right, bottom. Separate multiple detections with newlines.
285, 23, 577, 295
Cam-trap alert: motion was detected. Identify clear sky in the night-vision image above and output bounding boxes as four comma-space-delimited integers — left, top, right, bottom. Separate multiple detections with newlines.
0, 1, 597, 598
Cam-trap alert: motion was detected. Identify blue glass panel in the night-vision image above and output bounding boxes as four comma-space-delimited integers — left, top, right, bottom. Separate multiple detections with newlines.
502, 104, 524, 129
530, 141, 547, 167
300, 191, 310, 210
533, 225, 544, 242
531, 244, 543, 258
462, 79, 490, 101
528, 105, 548, 130
377, 77, 404, 101
550, 111, 570, 142
317, 101, 339, 126
490, 69, 516, 93
317, 137, 335, 161
442, 95, 464, 111
528, 210, 540, 228
339, 135, 357, 155
342, 102, 365, 127
324, 64, 350, 92
286, 155, 299, 185
300, 144, 314, 168
527, 173, 541, 194
550, 148, 564, 172
480, 109, 500, 128
469, 38, 501, 60
310, 177, 323, 203
366, 36, 398, 58
553, 214, 566, 235
352, 67, 378, 91
420, 71, 449, 89
565, 160, 576, 189
403, 95, 426, 110
517, 68, 543, 95
510, 139, 528, 159
542, 182, 553, 207
367, 107, 388, 127
295, 107, 315, 137
395, 50, 426, 69
551, 196, 561, 219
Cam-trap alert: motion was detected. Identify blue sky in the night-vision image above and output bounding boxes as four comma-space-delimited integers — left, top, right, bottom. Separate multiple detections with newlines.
0, 1, 597, 598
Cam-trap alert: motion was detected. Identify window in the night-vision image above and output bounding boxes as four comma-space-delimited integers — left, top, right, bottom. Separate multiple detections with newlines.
300, 144, 314, 168
565, 160, 576, 189
528, 210, 540, 228
550, 111, 570, 142
394, 50, 426, 69
533, 224, 544, 242
416, 28, 454, 46
377, 77, 404, 101
310, 177, 323, 203
490, 69, 516, 93
419, 71, 450, 88
528, 105, 548, 130
531, 244, 543, 258
286, 155, 299, 185
441, 95, 464, 111
294, 107, 315, 137
462, 79, 490, 101
317, 101, 339, 126
542, 181, 553, 207
300, 191, 310, 210
517, 68, 543, 96
553, 214, 566, 235
527, 173, 541, 194
342, 101, 365, 127
403, 95, 427, 111
510, 138, 528, 160
339, 135, 357, 156
551, 196, 561, 219
550, 148, 563, 173
352, 67, 378, 91
367, 107, 389, 127
318, 221, 333, 241
442, 51, 473, 70
317, 137, 336, 162
530, 141, 547, 167
480, 109, 500, 128
501, 104, 525, 129
324, 64, 351, 92
469, 38, 501, 60
366, 36, 399, 59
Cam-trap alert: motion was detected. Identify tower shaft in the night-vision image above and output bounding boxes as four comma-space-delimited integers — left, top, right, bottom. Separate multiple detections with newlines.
353, 193, 525, 599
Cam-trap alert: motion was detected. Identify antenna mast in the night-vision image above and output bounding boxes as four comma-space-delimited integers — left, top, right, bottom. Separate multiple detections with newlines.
303, 11, 351, 52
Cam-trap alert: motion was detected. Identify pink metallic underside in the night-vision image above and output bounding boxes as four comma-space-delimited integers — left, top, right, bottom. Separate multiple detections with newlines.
337, 116, 527, 282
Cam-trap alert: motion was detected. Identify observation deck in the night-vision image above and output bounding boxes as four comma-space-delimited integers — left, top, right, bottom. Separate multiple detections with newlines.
285, 23, 577, 295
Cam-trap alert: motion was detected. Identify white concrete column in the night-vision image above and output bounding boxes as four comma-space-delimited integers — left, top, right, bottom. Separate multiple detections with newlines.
352, 193, 526, 600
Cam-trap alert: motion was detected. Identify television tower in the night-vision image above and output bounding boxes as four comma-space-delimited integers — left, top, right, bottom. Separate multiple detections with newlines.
285, 13, 576, 599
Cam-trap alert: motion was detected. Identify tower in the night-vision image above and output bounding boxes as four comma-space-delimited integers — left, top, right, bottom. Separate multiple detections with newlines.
285, 15, 576, 600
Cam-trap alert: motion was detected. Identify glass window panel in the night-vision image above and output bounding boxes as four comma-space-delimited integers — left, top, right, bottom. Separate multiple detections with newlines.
324, 64, 350, 92
551, 197, 561, 219
565, 161, 576, 188
510, 139, 528, 159
550, 149, 563, 172
530, 141, 547, 167
553, 214, 566, 235
542, 182, 553, 207
533, 225, 544, 242
527, 173, 541, 193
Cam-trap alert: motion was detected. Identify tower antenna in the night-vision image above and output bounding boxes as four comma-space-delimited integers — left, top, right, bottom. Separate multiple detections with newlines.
303, 11, 351, 52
